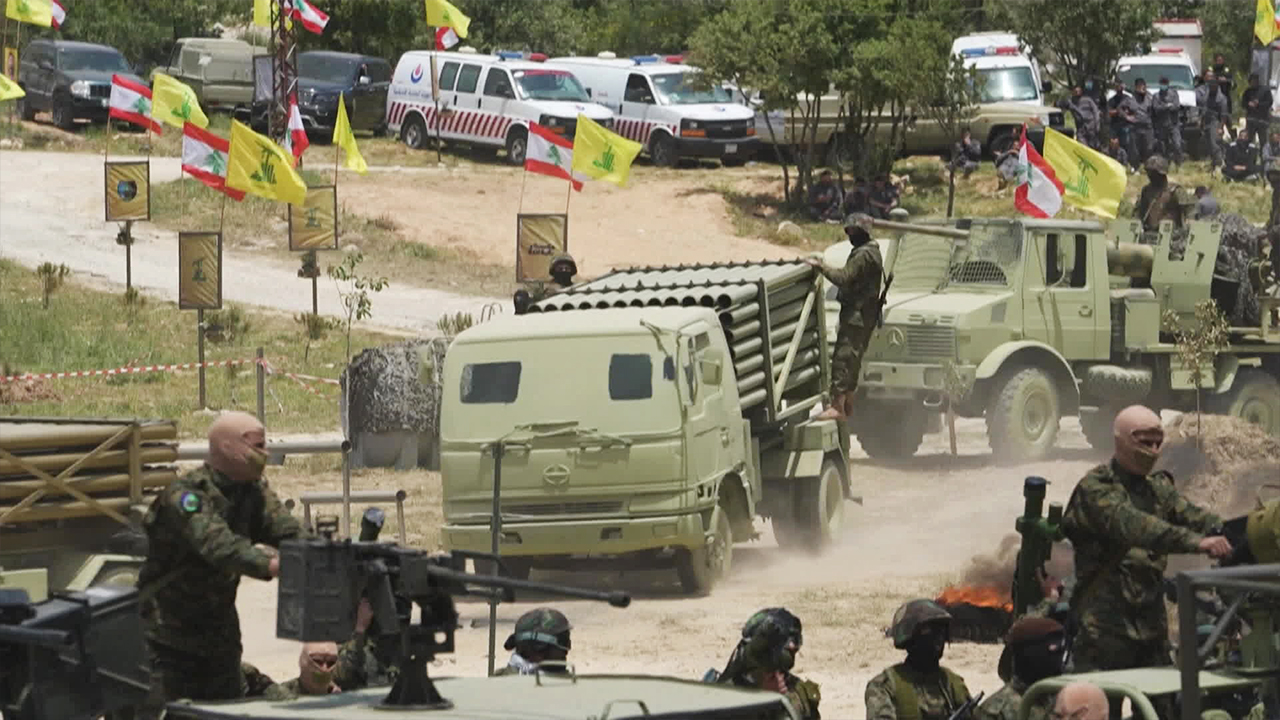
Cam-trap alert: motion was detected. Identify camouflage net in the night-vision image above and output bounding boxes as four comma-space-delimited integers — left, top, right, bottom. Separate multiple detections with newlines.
1215, 213, 1264, 327
340, 339, 447, 437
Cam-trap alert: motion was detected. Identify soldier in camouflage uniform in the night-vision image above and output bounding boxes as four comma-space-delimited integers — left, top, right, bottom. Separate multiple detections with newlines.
976, 617, 1066, 720
804, 213, 883, 420
865, 599, 973, 719
136, 411, 306, 718
707, 608, 821, 719
513, 253, 578, 314
1062, 405, 1233, 673
494, 607, 573, 676
1134, 155, 1195, 234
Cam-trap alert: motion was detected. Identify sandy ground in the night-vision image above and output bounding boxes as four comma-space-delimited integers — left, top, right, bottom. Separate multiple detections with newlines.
237, 417, 1107, 718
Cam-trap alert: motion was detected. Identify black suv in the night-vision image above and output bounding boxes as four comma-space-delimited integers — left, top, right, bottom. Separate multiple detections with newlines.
250, 51, 391, 138
17, 39, 143, 130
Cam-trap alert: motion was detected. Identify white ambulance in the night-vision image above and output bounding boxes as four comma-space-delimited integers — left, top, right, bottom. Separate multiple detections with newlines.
386, 48, 615, 165
951, 32, 1051, 108
545, 53, 759, 167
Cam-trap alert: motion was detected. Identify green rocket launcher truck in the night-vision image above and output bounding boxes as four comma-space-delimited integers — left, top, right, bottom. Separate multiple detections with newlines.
437, 260, 854, 595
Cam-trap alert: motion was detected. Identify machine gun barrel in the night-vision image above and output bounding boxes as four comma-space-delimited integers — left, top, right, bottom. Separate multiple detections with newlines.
424, 564, 631, 608
0, 624, 72, 651
868, 218, 971, 239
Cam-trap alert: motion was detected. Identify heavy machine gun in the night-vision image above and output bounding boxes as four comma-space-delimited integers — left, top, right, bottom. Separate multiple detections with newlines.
275, 515, 631, 709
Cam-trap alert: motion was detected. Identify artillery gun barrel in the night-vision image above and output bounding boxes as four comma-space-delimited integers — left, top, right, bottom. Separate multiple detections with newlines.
1106, 242, 1155, 279
868, 219, 971, 239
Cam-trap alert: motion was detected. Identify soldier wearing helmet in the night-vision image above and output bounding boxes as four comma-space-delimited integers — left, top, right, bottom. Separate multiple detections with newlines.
865, 599, 972, 719
1061, 405, 1231, 673
975, 617, 1067, 720
494, 607, 572, 676
1134, 155, 1194, 233
705, 608, 821, 719
513, 253, 578, 314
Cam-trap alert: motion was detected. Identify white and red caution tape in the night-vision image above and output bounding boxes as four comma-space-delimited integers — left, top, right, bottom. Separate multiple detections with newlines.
260, 361, 340, 396
0, 358, 260, 384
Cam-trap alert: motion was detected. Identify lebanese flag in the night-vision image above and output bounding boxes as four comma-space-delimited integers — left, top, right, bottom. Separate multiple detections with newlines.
108, 74, 162, 134
284, 0, 329, 34
281, 98, 309, 165
525, 122, 587, 191
1013, 125, 1063, 218
181, 122, 245, 201
51, 0, 65, 28
435, 26, 459, 50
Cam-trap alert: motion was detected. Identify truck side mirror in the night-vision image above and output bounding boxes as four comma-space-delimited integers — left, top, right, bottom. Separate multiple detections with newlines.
1041, 80, 1052, 93
699, 359, 722, 385
359, 75, 371, 86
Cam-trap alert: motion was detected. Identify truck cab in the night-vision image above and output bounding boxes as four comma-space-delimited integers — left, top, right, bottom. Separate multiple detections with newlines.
951, 32, 1051, 108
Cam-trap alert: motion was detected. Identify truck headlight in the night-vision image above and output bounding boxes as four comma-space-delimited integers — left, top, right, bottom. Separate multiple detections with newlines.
70, 80, 91, 98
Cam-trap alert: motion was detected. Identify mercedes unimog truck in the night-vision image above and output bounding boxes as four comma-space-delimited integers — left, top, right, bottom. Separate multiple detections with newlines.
438, 260, 854, 595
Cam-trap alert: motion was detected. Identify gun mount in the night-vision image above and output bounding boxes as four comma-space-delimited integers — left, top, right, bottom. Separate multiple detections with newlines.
1012, 476, 1064, 618
276, 516, 631, 709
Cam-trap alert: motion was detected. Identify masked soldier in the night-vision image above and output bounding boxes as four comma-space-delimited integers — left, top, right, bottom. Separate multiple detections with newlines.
1128, 78, 1156, 165
976, 618, 1067, 720
866, 599, 973, 719
1060, 85, 1101, 149
495, 607, 573, 676
804, 213, 883, 420
136, 412, 306, 718
513, 253, 578, 314
1134, 155, 1195, 234
1062, 405, 1233, 672
1151, 76, 1184, 165
1197, 71, 1229, 173
707, 608, 821, 719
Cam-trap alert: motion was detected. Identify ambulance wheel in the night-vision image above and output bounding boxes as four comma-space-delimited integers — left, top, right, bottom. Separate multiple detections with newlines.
505, 127, 528, 165
651, 133, 678, 167
401, 114, 428, 150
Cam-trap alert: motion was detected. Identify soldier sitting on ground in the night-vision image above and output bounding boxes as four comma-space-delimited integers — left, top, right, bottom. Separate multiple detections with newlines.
865, 599, 974, 719
976, 617, 1067, 720
705, 607, 821, 719
494, 607, 573, 676
513, 253, 577, 315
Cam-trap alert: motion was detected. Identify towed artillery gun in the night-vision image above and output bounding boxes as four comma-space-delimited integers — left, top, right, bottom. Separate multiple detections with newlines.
437, 259, 854, 595
821, 216, 1280, 462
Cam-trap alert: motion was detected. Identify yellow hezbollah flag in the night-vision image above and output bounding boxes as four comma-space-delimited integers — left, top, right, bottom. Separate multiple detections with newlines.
1258, 0, 1278, 45
424, 0, 470, 38
5, 0, 52, 26
226, 119, 308, 206
571, 114, 643, 187
0, 72, 24, 101
1042, 127, 1127, 219
254, 0, 272, 27
152, 73, 209, 130
333, 93, 368, 174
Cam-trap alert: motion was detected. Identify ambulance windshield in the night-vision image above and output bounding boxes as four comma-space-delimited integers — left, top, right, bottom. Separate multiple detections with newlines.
515, 70, 590, 102
651, 72, 732, 105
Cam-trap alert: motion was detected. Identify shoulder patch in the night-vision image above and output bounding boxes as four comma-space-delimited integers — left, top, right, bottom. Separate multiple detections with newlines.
179, 491, 202, 513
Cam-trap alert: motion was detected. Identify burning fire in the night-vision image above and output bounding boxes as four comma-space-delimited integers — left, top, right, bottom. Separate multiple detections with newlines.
935, 585, 1013, 612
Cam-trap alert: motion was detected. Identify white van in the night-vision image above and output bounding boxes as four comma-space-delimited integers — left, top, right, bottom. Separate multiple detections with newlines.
951, 32, 1050, 108
545, 54, 759, 166
387, 49, 615, 165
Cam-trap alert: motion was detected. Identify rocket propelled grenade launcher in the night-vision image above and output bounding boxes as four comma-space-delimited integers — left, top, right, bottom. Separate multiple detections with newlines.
1013, 476, 1064, 617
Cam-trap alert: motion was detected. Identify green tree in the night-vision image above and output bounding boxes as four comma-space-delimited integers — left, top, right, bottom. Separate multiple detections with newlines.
1162, 300, 1230, 440
1199, 0, 1253, 106
42, 0, 243, 72
327, 251, 388, 361
990, 0, 1162, 88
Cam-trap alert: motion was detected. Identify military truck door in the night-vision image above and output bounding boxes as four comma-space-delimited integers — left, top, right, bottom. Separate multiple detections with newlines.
1023, 231, 1106, 359
681, 330, 724, 487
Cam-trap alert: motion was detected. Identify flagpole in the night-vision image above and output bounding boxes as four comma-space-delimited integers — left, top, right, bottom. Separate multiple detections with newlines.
219, 191, 227, 235
11, 21, 20, 130
564, 177, 572, 215
333, 138, 340, 186
517, 165, 528, 213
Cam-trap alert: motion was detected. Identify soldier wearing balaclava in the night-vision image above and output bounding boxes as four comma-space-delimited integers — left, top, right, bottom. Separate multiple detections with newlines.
136, 411, 307, 718
1061, 405, 1231, 674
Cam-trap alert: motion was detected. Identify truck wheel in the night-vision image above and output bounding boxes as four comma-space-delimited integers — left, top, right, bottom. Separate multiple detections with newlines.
676, 503, 732, 595
856, 405, 927, 459
1083, 365, 1153, 404
52, 99, 74, 131
505, 127, 528, 165
16, 93, 34, 121
650, 133, 678, 167
401, 114, 428, 150
772, 457, 846, 552
988, 129, 1016, 157
987, 366, 1061, 462
1079, 406, 1117, 451
1212, 369, 1280, 436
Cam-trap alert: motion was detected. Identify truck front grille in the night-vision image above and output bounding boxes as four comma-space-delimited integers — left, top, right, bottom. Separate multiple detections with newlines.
906, 327, 956, 359
504, 501, 624, 517
89, 83, 110, 98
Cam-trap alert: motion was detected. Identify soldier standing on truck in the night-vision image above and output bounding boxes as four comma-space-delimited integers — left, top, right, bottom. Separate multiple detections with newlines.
803, 213, 883, 421
136, 411, 307, 718
513, 253, 578, 315
1061, 404, 1233, 673
1152, 76, 1183, 166
706, 608, 822, 720
865, 599, 974, 720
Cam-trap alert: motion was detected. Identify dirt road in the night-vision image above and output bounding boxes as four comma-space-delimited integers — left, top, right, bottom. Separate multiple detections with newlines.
239, 417, 1105, 717
0, 150, 500, 335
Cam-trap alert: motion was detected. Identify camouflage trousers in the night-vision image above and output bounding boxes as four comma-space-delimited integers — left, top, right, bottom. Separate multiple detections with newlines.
830, 324, 872, 396
1155, 123, 1183, 164
137, 642, 243, 719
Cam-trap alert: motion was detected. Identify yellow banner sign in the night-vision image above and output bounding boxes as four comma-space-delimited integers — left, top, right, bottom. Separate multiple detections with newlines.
178, 232, 222, 310
516, 213, 568, 283
288, 185, 338, 251
104, 161, 150, 221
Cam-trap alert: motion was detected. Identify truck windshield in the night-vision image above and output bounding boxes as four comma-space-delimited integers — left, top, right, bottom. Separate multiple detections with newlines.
974, 67, 1039, 103
888, 233, 956, 290
58, 49, 129, 73
515, 70, 590, 101
298, 54, 359, 84
651, 72, 732, 105
446, 338, 680, 439
942, 223, 1022, 288
1116, 64, 1195, 91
